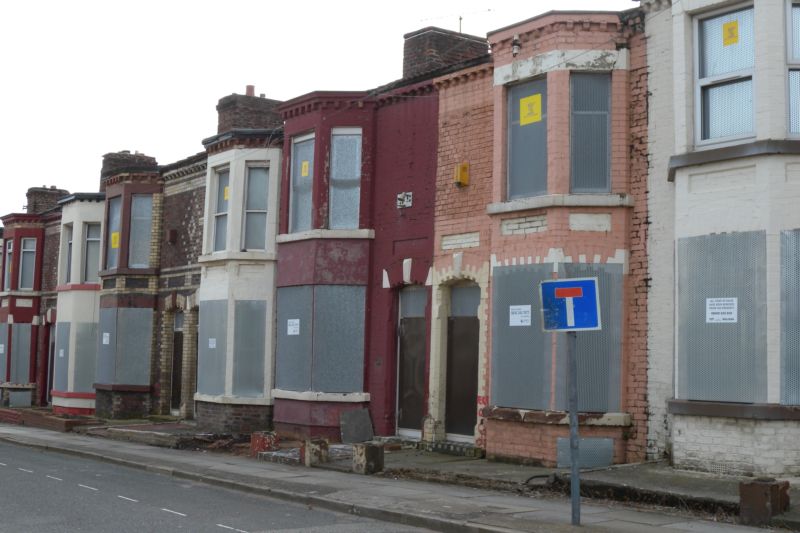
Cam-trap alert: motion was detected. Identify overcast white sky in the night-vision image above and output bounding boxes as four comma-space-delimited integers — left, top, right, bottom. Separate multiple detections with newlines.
0, 0, 636, 221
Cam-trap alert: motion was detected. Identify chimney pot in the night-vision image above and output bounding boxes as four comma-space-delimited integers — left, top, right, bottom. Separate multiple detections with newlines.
246, 85, 255, 97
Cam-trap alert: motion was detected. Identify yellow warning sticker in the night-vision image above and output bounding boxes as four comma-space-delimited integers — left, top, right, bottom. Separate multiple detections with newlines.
301, 161, 310, 177
223, 186, 229, 201
723, 20, 739, 46
520, 94, 542, 126
111, 231, 120, 249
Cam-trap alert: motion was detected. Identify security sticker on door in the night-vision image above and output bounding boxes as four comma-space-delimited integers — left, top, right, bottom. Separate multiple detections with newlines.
706, 297, 737, 323
287, 319, 300, 336
509, 305, 531, 326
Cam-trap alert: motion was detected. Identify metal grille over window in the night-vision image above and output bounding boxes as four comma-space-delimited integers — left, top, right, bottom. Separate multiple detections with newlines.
244, 166, 268, 250
290, 136, 314, 233
697, 7, 754, 141
329, 129, 361, 229
213, 170, 229, 252
84, 223, 101, 282
790, 6, 800, 134
507, 78, 547, 199
782, 230, 800, 404
570, 73, 610, 193
128, 195, 152, 268
19, 238, 36, 290
105, 196, 121, 269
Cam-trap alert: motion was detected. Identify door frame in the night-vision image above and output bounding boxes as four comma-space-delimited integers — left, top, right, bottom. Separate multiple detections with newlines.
395, 285, 428, 439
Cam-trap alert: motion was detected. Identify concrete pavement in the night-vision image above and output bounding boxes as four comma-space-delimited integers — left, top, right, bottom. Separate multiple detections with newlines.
0, 424, 766, 533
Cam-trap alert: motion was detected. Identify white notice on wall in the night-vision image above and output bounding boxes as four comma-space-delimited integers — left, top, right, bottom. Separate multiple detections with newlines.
102, 332, 110, 345
59, 349, 64, 358
208, 338, 217, 349
509, 305, 532, 327
0, 344, 4, 354
287, 319, 300, 336
706, 297, 738, 323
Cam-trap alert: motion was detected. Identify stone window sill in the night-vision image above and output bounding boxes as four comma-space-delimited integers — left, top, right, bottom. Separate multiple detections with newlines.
193, 393, 271, 405
197, 250, 277, 264
668, 399, 800, 420
482, 405, 631, 426
271, 389, 370, 403
487, 194, 633, 215
276, 229, 375, 244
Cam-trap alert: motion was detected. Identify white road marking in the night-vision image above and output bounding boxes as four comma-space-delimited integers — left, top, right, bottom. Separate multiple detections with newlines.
161, 508, 186, 517
78, 484, 98, 491
46, 475, 63, 481
18, 468, 33, 473
118, 495, 138, 502
216, 525, 248, 533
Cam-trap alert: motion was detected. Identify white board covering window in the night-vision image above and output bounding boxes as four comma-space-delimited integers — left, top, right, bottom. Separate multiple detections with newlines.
329, 128, 361, 229
244, 166, 268, 250
696, 7, 754, 141
128, 195, 152, 268
19, 238, 36, 290
213, 169, 229, 252
290, 134, 314, 233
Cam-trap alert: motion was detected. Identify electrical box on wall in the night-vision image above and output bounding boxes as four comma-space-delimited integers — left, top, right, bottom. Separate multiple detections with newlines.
454, 162, 469, 187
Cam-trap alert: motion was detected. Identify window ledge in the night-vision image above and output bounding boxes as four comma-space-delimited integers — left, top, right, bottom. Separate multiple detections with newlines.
668, 139, 800, 182
487, 194, 633, 215
198, 250, 277, 264
193, 393, 272, 405
668, 399, 800, 420
482, 406, 631, 426
276, 229, 375, 243
271, 389, 370, 403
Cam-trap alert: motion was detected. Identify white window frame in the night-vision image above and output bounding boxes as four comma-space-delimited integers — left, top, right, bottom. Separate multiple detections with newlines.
213, 166, 230, 252
788, 2, 800, 136
289, 132, 315, 234
242, 163, 269, 250
693, 4, 755, 146
84, 223, 101, 283
329, 127, 362, 230
18, 237, 36, 290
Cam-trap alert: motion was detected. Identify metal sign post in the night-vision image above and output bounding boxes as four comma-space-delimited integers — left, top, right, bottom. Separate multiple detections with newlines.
539, 277, 602, 527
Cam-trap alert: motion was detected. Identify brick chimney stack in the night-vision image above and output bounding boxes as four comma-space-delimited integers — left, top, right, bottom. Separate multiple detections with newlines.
26, 185, 69, 214
402, 27, 488, 79
216, 86, 283, 134
100, 150, 158, 191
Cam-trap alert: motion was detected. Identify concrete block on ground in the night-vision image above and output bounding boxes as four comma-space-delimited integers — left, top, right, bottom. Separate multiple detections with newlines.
352, 441, 384, 475
300, 438, 329, 467
739, 478, 790, 526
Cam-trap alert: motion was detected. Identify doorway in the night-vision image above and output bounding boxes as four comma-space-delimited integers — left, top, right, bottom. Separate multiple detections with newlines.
170, 311, 184, 414
397, 286, 427, 438
445, 284, 480, 440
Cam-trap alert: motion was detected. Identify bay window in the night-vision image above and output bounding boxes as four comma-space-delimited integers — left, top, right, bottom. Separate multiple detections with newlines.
507, 78, 548, 199
84, 223, 101, 282
290, 134, 314, 233
19, 238, 35, 290
213, 170, 229, 252
3, 240, 12, 290
243, 166, 268, 250
329, 128, 362, 229
128, 195, 152, 268
106, 196, 121, 269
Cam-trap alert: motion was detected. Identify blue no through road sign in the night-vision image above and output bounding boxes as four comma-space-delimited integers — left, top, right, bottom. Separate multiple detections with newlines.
539, 277, 601, 332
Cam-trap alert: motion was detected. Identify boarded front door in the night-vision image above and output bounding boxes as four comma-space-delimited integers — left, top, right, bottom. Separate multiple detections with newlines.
171, 312, 184, 412
397, 286, 427, 433
445, 285, 480, 436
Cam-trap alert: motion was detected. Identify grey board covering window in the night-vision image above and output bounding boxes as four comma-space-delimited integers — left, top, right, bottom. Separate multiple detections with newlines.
491, 263, 621, 413
698, 7, 754, 140
507, 78, 547, 199
329, 130, 361, 230
790, 6, 800, 134
128, 195, 152, 268
213, 170, 229, 252
4, 240, 12, 290
275, 284, 365, 393
65, 225, 73, 283
84, 223, 101, 282
677, 231, 766, 403
290, 136, 314, 233
106, 196, 121, 269
571, 73, 610, 192
782, 230, 800, 404
244, 167, 268, 250
19, 238, 36, 290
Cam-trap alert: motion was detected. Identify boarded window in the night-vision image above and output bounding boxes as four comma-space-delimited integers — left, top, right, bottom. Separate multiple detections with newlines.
677, 231, 767, 402
244, 166, 268, 250
790, 5, 800, 134
213, 170, 229, 252
19, 238, 36, 290
571, 73, 610, 192
329, 129, 361, 229
64, 225, 73, 283
290, 135, 314, 233
84, 223, 101, 282
507, 78, 547, 199
128, 195, 152, 268
106, 196, 122, 269
3, 240, 11, 290
782, 230, 800, 404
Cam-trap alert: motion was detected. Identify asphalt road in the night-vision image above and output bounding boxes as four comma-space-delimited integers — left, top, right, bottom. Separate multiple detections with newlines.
0, 442, 431, 533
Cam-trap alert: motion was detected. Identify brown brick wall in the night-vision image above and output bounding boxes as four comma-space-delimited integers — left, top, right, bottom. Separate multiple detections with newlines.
216, 94, 283, 134
196, 401, 273, 434
403, 27, 488, 79
26, 187, 68, 215
161, 185, 205, 269
41, 218, 61, 293
95, 390, 152, 419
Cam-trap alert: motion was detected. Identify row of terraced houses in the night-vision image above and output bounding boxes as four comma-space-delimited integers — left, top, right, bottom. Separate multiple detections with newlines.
2, 0, 800, 477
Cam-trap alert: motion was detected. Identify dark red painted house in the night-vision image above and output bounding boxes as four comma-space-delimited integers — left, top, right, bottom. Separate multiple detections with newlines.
272, 27, 488, 439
